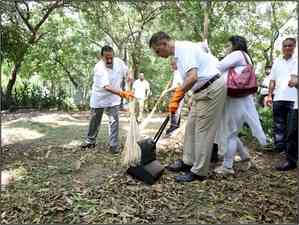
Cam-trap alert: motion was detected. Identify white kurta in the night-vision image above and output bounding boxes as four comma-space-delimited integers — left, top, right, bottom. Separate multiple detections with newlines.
216, 51, 267, 156
90, 57, 128, 108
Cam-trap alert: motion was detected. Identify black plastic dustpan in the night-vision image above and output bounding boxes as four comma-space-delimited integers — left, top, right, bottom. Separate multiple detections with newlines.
126, 115, 170, 185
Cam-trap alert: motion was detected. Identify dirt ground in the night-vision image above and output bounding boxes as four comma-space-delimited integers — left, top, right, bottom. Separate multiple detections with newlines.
1, 110, 298, 224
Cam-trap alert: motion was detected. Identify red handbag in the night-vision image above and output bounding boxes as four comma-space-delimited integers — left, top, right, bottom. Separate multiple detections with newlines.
227, 51, 258, 97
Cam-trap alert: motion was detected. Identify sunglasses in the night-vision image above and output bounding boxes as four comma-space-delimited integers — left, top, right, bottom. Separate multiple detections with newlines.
283, 44, 295, 48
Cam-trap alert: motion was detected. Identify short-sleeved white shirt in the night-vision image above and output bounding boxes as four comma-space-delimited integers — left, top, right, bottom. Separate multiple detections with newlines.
90, 57, 128, 108
171, 70, 183, 89
174, 41, 220, 91
269, 56, 297, 102
133, 79, 150, 100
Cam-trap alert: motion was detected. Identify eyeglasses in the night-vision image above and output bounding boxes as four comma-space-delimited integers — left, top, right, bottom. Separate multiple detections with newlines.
283, 44, 295, 48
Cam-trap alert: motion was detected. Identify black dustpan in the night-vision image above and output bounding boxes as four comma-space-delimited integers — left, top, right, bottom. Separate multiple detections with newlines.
126, 116, 170, 185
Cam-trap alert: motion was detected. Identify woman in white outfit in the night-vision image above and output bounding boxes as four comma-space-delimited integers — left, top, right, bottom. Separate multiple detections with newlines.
215, 35, 267, 175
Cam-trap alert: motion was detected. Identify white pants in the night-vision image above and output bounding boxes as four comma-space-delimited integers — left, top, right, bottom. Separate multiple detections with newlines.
223, 132, 250, 169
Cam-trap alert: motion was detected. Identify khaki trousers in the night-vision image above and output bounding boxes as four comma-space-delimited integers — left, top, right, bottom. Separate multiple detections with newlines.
183, 75, 226, 176
136, 99, 145, 121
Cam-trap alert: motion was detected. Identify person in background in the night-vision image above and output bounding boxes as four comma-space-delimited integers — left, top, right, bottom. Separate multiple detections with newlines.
275, 70, 298, 171
214, 35, 267, 175
258, 64, 272, 107
162, 58, 184, 136
133, 73, 151, 122
149, 31, 226, 182
265, 37, 297, 154
81, 46, 134, 154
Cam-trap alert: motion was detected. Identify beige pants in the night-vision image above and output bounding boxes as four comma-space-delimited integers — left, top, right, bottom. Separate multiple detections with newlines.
183, 75, 226, 176
136, 99, 145, 121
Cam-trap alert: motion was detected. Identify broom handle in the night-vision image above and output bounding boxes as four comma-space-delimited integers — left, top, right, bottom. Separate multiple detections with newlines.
153, 115, 170, 144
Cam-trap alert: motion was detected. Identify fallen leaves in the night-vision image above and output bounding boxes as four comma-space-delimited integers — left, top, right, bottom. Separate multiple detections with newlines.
1, 111, 298, 224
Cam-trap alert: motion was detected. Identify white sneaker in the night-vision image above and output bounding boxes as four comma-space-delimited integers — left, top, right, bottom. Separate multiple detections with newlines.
214, 165, 235, 175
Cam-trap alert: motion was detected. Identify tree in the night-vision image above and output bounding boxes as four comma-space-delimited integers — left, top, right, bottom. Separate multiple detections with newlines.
242, 2, 297, 67
2, 0, 64, 108
76, 1, 166, 78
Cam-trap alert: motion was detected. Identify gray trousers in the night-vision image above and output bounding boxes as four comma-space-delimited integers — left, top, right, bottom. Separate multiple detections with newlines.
85, 105, 119, 147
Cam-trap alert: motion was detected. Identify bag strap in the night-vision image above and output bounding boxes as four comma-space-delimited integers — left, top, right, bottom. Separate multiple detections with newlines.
241, 51, 250, 65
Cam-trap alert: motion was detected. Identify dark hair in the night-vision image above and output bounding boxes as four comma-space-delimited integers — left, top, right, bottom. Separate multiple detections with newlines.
283, 37, 296, 45
228, 35, 248, 53
101, 45, 114, 56
149, 32, 171, 48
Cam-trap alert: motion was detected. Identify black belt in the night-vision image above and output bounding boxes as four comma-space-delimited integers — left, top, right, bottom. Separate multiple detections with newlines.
193, 74, 221, 94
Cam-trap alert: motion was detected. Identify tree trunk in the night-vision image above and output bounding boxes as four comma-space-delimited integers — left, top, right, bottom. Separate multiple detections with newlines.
131, 51, 140, 79
55, 58, 79, 88
5, 59, 23, 109
203, 0, 211, 41
4, 0, 64, 109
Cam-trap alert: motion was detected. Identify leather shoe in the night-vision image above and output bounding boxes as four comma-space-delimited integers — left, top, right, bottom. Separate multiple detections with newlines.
175, 172, 206, 183
81, 142, 96, 149
165, 159, 191, 172
275, 161, 297, 171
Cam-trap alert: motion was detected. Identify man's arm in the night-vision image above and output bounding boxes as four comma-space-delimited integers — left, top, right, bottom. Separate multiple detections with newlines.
104, 85, 134, 100
265, 80, 276, 107
181, 68, 198, 92
104, 85, 122, 96
268, 80, 276, 97
168, 68, 197, 113
144, 81, 150, 97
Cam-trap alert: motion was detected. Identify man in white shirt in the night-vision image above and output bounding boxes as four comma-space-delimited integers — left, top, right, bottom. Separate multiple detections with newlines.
258, 64, 272, 107
265, 38, 297, 153
276, 72, 298, 171
133, 73, 150, 122
81, 46, 134, 153
149, 32, 226, 182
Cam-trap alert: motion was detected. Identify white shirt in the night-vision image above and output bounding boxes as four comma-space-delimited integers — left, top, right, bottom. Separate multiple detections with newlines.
217, 50, 252, 76
269, 56, 297, 102
133, 79, 150, 100
174, 41, 220, 91
90, 57, 128, 108
290, 66, 298, 109
171, 70, 183, 89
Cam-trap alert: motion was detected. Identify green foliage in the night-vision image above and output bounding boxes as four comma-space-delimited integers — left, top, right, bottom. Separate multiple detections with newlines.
1, 24, 29, 62
257, 106, 273, 143
13, 81, 75, 111
1, 1, 297, 111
